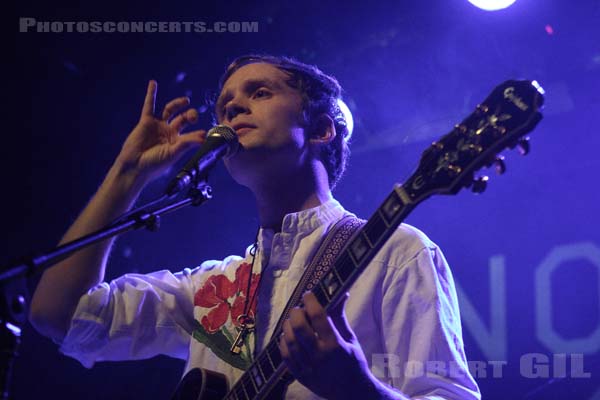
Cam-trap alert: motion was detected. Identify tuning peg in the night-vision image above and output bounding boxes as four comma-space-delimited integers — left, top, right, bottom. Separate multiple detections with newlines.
446, 164, 462, 176
454, 124, 467, 134
471, 176, 489, 194
465, 144, 483, 155
476, 104, 489, 114
494, 156, 506, 175
517, 138, 530, 155
432, 141, 445, 150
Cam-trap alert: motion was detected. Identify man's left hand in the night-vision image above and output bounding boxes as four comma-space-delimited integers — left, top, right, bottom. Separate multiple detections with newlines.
278, 291, 381, 400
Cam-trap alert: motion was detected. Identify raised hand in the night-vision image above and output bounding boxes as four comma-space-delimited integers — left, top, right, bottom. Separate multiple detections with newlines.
29, 81, 210, 343
116, 80, 207, 189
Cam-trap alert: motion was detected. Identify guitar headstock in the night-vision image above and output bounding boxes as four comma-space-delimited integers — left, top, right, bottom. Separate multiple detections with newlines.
404, 80, 544, 200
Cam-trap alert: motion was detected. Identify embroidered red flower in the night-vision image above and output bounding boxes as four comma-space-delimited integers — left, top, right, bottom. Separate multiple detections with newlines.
231, 262, 261, 327
193, 262, 261, 333
194, 274, 236, 333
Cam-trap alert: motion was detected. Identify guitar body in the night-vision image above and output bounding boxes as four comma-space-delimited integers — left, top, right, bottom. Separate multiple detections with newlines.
171, 367, 291, 400
170, 368, 228, 400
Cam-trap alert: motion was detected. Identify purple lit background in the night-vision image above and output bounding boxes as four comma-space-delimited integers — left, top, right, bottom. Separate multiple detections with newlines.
8, 1, 600, 399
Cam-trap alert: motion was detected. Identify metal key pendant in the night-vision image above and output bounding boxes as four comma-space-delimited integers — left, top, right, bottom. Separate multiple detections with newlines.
230, 315, 255, 355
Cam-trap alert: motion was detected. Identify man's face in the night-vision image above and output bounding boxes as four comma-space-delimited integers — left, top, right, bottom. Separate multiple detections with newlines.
216, 63, 310, 184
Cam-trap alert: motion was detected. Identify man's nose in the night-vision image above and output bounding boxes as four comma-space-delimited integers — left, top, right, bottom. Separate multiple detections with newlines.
225, 101, 248, 121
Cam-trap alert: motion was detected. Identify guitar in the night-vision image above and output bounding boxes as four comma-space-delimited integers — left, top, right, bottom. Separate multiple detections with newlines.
171, 80, 545, 400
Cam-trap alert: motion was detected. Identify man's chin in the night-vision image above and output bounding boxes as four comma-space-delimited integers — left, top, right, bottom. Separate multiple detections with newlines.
228, 141, 272, 158
224, 149, 272, 188
224, 145, 269, 170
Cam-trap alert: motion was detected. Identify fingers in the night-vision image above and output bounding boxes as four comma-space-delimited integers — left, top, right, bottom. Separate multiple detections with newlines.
279, 307, 321, 376
141, 80, 157, 118
279, 321, 305, 376
304, 291, 355, 344
328, 292, 355, 342
162, 96, 191, 122
289, 307, 319, 355
140, 82, 198, 133
278, 293, 358, 388
172, 129, 207, 155
282, 314, 312, 365
170, 108, 199, 132
302, 292, 337, 344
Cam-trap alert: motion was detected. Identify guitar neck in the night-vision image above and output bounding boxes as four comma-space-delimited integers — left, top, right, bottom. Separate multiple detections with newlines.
224, 183, 420, 400
311, 184, 419, 311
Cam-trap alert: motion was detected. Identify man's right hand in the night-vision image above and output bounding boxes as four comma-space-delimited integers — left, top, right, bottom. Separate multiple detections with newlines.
115, 80, 207, 190
29, 81, 207, 341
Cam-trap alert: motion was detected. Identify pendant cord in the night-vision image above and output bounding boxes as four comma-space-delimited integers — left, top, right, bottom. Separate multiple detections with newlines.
230, 227, 265, 356
240, 226, 261, 323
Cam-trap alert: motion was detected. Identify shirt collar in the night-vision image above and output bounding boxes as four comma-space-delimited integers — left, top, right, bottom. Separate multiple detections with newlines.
252, 198, 346, 255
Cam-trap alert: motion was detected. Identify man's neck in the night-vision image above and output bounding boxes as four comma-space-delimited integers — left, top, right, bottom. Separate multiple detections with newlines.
252, 164, 333, 232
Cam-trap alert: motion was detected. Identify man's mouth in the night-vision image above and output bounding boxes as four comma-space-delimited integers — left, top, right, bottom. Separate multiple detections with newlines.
235, 127, 254, 135
231, 123, 257, 135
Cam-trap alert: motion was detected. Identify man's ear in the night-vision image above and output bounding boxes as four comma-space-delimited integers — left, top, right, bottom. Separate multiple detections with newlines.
308, 114, 336, 145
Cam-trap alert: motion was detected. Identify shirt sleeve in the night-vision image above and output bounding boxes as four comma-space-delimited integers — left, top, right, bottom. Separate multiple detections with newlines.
58, 266, 204, 368
377, 245, 481, 400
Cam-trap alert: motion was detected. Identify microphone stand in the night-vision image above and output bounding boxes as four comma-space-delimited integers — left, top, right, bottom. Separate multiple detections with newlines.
0, 179, 214, 399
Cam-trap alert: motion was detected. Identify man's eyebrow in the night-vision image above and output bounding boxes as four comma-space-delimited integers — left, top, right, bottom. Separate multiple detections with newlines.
216, 78, 283, 112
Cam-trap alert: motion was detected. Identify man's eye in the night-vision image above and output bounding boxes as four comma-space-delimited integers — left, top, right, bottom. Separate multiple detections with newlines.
254, 89, 269, 98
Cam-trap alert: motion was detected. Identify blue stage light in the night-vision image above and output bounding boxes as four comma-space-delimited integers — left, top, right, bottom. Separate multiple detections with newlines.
468, 0, 516, 11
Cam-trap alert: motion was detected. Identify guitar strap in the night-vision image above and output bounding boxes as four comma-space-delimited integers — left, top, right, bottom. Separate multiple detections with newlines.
272, 214, 366, 338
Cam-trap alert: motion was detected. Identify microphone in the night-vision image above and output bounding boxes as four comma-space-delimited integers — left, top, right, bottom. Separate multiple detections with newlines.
165, 125, 239, 196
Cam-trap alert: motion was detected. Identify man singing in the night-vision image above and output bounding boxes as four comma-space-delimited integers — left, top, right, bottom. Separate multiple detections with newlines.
30, 55, 480, 399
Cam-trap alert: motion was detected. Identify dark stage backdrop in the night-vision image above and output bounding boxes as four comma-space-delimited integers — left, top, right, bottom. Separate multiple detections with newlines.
8, 1, 600, 399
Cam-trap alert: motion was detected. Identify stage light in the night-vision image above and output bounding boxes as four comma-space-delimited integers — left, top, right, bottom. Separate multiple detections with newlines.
468, 0, 516, 11
337, 99, 354, 141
